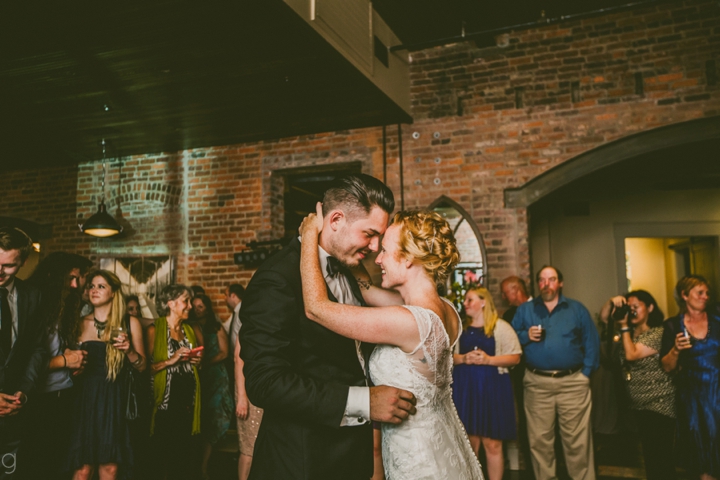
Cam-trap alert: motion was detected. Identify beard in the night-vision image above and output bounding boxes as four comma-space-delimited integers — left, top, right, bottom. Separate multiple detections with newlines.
540, 288, 558, 302
327, 235, 367, 269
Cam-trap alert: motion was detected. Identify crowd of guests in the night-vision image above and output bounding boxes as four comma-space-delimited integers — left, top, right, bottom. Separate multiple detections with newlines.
0, 226, 262, 480
451, 265, 720, 480
2, 216, 720, 480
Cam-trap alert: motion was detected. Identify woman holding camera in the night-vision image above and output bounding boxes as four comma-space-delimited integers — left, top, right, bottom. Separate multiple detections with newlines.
661, 275, 720, 480
147, 285, 203, 480
601, 290, 676, 480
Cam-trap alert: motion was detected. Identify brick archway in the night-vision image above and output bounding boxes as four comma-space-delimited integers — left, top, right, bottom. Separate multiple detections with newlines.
504, 115, 720, 208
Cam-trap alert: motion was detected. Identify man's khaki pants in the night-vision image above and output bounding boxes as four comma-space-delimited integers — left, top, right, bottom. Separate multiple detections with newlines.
524, 370, 595, 480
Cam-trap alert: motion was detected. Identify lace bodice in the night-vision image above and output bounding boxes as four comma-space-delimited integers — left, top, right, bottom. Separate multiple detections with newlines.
369, 301, 484, 480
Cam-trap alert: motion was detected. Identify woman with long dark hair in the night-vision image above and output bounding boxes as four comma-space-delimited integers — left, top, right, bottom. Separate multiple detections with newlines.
22, 252, 92, 479
600, 290, 676, 480
661, 276, 720, 480
191, 294, 234, 480
66, 270, 147, 480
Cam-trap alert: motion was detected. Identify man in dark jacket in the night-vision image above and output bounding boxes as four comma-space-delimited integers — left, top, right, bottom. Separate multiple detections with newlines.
0, 227, 46, 479
240, 174, 416, 480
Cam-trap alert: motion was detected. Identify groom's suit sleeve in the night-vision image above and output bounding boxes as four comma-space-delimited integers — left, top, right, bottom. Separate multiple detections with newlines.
240, 268, 349, 428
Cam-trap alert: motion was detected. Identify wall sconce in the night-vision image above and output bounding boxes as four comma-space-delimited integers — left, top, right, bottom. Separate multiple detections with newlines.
80, 139, 123, 238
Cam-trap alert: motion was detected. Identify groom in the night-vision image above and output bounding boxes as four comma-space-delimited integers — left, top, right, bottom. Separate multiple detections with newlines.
240, 174, 417, 480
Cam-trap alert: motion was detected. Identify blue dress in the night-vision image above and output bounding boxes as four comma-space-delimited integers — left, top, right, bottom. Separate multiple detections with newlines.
200, 327, 234, 445
662, 314, 720, 475
452, 326, 517, 440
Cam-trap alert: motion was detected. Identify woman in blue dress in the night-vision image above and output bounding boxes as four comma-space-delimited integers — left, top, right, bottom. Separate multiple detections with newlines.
190, 294, 234, 480
452, 287, 522, 480
662, 275, 720, 479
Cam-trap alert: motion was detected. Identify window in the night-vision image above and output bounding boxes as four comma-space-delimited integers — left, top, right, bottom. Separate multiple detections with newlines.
430, 196, 487, 300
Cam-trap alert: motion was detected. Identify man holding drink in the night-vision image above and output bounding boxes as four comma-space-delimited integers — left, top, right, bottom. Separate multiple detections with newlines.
511, 265, 600, 480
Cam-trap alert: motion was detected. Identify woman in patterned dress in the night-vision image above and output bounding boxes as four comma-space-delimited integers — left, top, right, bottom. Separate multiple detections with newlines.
147, 285, 203, 480
601, 290, 676, 480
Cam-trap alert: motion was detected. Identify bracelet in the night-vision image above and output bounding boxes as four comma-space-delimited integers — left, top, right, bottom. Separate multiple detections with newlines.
620, 327, 630, 333
61, 354, 67, 368
131, 355, 143, 367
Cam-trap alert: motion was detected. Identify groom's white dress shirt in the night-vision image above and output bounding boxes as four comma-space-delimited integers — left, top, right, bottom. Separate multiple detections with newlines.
317, 245, 370, 427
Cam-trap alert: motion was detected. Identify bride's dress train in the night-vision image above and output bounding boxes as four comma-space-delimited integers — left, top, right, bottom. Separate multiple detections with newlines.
369, 301, 485, 480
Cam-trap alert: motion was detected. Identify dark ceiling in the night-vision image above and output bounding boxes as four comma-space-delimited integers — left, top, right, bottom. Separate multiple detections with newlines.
0, 0, 410, 169
1, 0, 666, 170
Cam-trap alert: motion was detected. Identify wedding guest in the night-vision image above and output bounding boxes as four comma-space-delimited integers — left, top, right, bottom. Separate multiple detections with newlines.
231, 295, 263, 480
512, 265, 600, 480
661, 275, 720, 479
0, 227, 46, 480
600, 291, 676, 480
125, 294, 155, 329
21, 252, 92, 479
123, 294, 154, 480
66, 270, 146, 480
192, 294, 233, 480
453, 287, 521, 480
225, 283, 244, 338
499, 275, 533, 479
147, 285, 203, 480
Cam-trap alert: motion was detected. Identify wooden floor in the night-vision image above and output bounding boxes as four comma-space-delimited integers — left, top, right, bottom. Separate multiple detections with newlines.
207, 431, 685, 480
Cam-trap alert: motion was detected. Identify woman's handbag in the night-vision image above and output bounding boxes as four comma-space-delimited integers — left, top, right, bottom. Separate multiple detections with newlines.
125, 367, 139, 421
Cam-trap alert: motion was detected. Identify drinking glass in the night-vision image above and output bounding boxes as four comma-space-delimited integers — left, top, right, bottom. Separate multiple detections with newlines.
111, 326, 125, 343
537, 324, 546, 341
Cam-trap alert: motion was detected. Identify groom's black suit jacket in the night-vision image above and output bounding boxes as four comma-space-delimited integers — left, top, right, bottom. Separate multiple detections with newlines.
240, 238, 373, 480
0, 278, 46, 445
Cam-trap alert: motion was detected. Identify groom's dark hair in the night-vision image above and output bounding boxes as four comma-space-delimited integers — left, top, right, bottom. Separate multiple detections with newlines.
322, 174, 395, 219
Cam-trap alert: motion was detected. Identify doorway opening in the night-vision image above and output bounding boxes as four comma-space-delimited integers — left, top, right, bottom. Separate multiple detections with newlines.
624, 236, 720, 317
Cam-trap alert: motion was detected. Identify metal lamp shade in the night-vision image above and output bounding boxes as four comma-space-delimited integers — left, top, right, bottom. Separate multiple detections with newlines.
81, 201, 122, 237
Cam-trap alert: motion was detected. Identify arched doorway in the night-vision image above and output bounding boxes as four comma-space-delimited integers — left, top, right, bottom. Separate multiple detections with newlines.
508, 116, 720, 318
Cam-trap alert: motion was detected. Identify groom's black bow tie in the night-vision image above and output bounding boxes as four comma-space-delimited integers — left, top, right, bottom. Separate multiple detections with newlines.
326, 256, 345, 277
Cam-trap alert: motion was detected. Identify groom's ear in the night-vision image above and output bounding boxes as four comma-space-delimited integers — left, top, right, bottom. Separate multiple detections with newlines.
327, 210, 346, 231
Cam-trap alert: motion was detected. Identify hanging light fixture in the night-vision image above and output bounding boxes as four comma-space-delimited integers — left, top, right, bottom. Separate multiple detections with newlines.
80, 139, 123, 237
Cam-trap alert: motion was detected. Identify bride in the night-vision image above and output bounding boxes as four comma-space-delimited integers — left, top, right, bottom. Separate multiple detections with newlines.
300, 205, 484, 480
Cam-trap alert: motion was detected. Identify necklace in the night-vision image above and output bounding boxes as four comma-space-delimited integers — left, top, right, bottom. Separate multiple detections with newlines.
94, 317, 107, 338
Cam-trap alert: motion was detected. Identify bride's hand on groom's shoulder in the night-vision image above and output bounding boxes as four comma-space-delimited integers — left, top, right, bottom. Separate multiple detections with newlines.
299, 202, 324, 237
369, 385, 417, 425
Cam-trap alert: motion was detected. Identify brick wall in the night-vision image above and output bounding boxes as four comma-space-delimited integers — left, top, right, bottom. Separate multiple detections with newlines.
3, 0, 720, 313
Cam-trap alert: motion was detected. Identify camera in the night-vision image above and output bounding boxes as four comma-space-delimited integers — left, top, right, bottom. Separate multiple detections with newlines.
612, 304, 636, 321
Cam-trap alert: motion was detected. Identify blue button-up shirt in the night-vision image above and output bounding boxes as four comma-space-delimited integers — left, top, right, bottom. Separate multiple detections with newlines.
512, 294, 599, 378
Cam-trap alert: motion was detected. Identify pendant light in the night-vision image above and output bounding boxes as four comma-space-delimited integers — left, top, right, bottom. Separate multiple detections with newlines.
80, 139, 123, 237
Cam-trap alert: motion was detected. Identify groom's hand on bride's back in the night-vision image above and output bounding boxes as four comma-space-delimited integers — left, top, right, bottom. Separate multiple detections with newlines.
369, 386, 417, 424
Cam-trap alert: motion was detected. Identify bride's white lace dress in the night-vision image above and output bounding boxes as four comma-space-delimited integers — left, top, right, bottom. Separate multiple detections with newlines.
369, 301, 485, 480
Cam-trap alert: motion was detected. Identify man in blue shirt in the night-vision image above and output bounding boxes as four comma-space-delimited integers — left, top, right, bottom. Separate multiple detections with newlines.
512, 265, 599, 480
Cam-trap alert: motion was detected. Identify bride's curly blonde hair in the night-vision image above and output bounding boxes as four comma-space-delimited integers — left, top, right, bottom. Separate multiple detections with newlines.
391, 210, 460, 284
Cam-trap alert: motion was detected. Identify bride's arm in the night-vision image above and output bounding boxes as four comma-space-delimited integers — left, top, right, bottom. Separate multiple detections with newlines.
299, 211, 419, 352
348, 262, 403, 307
